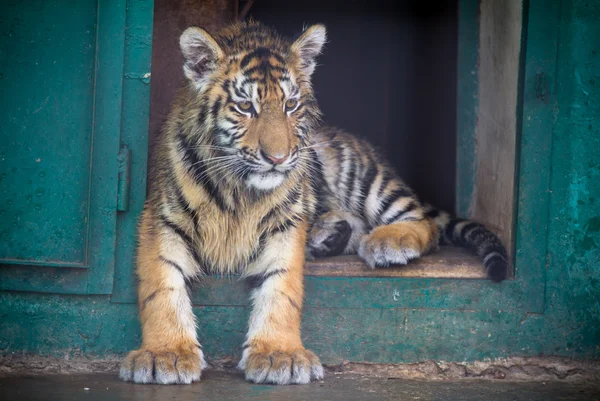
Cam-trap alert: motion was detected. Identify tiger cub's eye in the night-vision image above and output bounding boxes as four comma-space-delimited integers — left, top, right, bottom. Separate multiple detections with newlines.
285, 99, 298, 111
238, 101, 253, 112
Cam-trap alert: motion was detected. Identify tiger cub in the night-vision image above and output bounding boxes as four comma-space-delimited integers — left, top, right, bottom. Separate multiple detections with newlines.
119, 21, 508, 386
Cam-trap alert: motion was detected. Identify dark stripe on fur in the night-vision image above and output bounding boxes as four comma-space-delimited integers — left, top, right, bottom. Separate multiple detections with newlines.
246, 268, 286, 290
240, 48, 268, 69
459, 223, 480, 241
224, 116, 239, 126
336, 147, 349, 195
198, 104, 209, 125
211, 97, 222, 119
176, 131, 231, 212
377, 171, 392, 198
270, 217, 300, 234
425, 208, 440, 219
281, 291, 301, 311
233, 85, 246, 99
357, 158, 378, 217
240, 47, 285, 69
483, 244, 508, 257
159, 256, 187, 279
376, 187, 414, 223
141, 287, 174, 310
173, 184, 201, 230
247, 232, 268, 265
141, 290, 159, 309
307, 149, 328, 219
159, 215, 207, 273
221, 79, 231, 93
383, 201, 417, 224
344, 157, 357, 208
443, 218, 466, 243
244, 63, 287, 76
259, 187, 301, 228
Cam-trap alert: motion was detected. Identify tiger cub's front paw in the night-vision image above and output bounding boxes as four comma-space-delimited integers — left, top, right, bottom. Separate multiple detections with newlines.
239, 347, 324, 385
119, 345, 205, 384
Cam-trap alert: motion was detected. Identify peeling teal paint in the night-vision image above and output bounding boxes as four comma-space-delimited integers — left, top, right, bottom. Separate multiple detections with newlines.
124, 72, 151, 84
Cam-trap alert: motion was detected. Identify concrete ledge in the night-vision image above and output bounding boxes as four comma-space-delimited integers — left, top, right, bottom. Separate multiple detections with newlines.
2, 354, 599, 383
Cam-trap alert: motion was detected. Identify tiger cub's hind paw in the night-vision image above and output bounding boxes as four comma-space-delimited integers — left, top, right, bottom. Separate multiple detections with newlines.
307, 219, 352, 258
358, 222, 436, 268
358, 233, 421, 268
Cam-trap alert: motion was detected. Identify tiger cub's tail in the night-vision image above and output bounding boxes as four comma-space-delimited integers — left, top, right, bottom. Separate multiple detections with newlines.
423, 205, 509, 282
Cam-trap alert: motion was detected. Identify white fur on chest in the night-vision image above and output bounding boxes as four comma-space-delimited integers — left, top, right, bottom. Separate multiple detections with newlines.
197, 210, 263, 274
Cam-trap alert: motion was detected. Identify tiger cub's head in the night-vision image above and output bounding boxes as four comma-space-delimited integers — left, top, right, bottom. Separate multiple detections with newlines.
179, 21, 326, 191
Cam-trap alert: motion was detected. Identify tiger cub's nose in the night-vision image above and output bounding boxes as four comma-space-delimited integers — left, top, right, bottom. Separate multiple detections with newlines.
261, 150, 289, 165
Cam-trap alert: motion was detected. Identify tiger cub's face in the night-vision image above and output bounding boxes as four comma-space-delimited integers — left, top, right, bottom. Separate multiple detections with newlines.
179, 23, 326, 191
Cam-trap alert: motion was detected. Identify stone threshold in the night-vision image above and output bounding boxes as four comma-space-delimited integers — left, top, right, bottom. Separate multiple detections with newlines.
2, 354, 598, 383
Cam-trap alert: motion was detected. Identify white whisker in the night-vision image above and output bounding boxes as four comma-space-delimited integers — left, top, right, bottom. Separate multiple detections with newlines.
298, 139, 341, 151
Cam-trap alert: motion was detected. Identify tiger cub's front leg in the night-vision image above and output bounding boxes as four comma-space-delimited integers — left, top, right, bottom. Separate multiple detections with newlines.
119, 207, 205, 384
240, 221, 323, 385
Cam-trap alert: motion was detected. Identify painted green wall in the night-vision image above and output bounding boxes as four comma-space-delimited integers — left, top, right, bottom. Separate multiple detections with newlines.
542, 0, 600, 357
1, 0, 599, 365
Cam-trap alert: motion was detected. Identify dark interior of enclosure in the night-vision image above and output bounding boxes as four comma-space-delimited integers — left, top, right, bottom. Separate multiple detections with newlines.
149, 0, 458, 212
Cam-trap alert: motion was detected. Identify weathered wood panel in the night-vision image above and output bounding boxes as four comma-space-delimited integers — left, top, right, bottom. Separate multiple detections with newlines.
470, 0, 523, 254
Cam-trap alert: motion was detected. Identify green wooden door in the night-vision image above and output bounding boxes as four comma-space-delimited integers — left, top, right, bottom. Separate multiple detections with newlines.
0, 0, 151, 295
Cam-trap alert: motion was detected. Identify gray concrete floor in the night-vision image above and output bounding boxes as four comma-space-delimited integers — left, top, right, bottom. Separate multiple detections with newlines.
1, 371, 599, 401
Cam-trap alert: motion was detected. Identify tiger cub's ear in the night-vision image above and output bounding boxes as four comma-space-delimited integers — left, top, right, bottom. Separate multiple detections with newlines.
180, 27, 224, 89
291, 24, 327, 78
